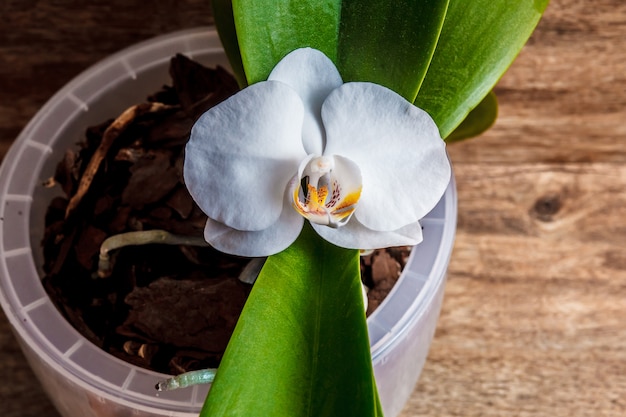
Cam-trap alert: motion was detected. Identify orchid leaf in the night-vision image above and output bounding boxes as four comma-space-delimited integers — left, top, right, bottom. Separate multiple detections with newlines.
231, 0, 342, 84
414, 0, 550, 138
337, 0, 449, 102
446, 90, 498, 142
211, 0, 247, 87
200, 224, 380, 417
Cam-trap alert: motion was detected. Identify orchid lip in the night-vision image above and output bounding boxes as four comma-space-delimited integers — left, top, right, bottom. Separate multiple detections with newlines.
291, 155, 362, 228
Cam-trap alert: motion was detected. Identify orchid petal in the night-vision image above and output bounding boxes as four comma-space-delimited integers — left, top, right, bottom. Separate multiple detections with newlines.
204, 191, 305, 257
321, 82, 450, 231
311, 217, 423, 250
268, 48, 343, 155
184, 81, 307, 231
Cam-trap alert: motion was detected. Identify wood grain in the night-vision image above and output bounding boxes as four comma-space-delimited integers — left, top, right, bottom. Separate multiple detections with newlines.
1, 0, 625, 416
401, 161, 626, 417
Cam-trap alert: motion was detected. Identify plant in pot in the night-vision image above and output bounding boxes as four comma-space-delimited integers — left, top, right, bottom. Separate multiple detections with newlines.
0, 1, 550, 417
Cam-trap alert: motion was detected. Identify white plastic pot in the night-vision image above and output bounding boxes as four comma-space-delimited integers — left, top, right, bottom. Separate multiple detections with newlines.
0, 27, 456, 417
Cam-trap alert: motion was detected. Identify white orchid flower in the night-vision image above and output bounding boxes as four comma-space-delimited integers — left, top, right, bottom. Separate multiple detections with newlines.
184, 48, 451, 257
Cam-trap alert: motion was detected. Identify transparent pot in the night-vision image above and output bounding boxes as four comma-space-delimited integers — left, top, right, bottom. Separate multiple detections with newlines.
0, 27, 456, 417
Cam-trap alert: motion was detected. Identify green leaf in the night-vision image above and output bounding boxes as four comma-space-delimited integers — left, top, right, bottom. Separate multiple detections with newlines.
200, 224, 380, 417
414, 0, 550, 138
337, 0, 449, 102
211, 0, 248, 88
445, 90, 498, 142
232, 0, 342, 84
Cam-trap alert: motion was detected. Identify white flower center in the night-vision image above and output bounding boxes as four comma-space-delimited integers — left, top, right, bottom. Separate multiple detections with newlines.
291, 155, 362, 228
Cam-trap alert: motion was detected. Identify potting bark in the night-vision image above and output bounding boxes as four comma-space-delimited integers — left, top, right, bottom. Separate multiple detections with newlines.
41, 55, 407, 375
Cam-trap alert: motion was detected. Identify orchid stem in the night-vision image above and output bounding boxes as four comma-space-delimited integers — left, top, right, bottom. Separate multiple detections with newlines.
97, 230, 209, 278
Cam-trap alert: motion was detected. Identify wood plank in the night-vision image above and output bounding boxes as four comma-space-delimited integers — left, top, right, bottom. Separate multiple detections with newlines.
401, 162, 626, 416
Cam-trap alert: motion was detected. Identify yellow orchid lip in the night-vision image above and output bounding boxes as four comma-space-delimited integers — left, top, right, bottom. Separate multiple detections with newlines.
292, 156, 362, 228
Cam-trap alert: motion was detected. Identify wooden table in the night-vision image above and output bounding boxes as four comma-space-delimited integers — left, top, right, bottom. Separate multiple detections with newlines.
1, 1, 624, 416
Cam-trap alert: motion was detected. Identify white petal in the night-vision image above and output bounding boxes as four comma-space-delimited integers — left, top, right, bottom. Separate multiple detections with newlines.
311, 217, 423, 250
321, 82, 451, 231
184, 81, 307, 231
268, 48, 343, 155
204, 201, 305, 257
